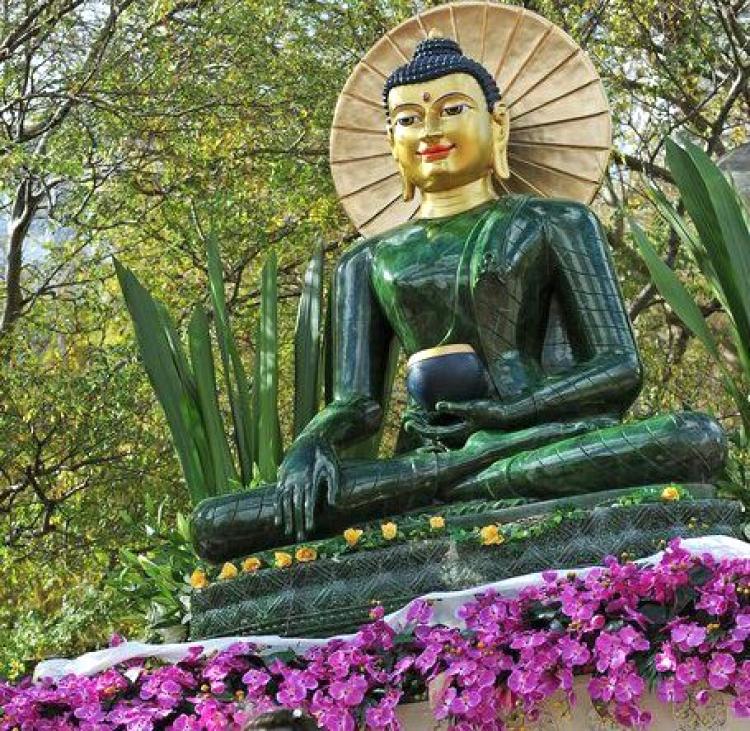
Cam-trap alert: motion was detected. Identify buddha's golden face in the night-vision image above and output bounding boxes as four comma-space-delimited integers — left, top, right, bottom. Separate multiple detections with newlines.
387, 73, 509, 193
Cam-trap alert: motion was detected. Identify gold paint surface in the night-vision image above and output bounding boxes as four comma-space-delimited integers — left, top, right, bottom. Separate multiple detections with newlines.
388, 73, 499, 218
331, 1, 611, 236
407, 343, 476, 368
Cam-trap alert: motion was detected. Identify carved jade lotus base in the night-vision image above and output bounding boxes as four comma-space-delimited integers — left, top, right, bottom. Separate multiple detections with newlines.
190, 488, 746, 640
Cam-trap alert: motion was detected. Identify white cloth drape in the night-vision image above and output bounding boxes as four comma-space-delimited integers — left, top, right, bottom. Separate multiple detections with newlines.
34, 535, 750, 681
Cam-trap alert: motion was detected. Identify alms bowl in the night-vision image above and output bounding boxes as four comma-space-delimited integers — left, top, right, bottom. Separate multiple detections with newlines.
406, 344, 491, 412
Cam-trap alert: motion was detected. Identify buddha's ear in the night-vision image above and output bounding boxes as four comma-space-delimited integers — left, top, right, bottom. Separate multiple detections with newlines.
387, 125, 415, 202
491, 103, 510, 180
386, 126, 396, 157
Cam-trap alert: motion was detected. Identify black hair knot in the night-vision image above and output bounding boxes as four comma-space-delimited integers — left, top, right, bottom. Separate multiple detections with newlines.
383, 36, 502, 116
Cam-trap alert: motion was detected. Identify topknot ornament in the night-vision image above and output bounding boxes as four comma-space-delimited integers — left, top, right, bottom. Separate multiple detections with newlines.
411, 36, 462, 60
383, 35, 501, 114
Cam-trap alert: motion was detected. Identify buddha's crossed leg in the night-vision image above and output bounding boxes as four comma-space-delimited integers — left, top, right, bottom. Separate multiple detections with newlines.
192, 412, 724, 562
441, 411, 725, 502
192, 417, 603, 561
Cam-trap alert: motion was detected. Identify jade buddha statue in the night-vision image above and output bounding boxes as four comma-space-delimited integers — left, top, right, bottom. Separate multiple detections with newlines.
192, 36, 725, 562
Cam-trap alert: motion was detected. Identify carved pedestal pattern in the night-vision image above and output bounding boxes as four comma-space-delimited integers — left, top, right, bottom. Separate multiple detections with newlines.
190, 497, 746, 640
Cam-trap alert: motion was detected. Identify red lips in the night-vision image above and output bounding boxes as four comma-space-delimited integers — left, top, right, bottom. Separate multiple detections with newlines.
418, 143, 455, 161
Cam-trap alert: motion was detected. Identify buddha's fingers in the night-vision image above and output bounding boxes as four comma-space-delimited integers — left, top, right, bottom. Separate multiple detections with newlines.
293, 484, 307, 544
281, 483, 295, 538
316, 448, 339, 508
305, 474, 319, 536
274, 482, 286, 529
435, 400, 487, 418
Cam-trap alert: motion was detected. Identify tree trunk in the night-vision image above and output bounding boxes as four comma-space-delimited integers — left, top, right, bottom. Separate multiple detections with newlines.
1, 178, 40, 336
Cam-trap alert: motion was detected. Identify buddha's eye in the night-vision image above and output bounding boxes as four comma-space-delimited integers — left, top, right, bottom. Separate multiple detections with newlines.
442, 103, 469, 117
395, 114, 419, 127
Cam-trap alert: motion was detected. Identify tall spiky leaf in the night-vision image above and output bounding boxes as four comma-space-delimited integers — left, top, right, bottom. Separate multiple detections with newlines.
666, 139, 750, 366
678, 139, 750, 292
322, 289, 333, 405
250, 320, 261, 474
155, 302, 216, 495
257, 252, 282, 481
205, 230, 254, 486
155, 302, 199, 406
188, 306, 239, 492
114, 258, 208, 504
631, 219, 721, 361
294, 244, 324, 437
646, 184, 719, 296
630, 218, 750, 427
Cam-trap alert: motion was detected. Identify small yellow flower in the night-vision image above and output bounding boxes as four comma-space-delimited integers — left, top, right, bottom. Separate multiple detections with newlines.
190, 569, 208, 589
429, 516, 446, 531
242, 557, 262, 573
8, 659, 24, 680
102, 685, 119, 698
343, 528, 363, 547
295, 546, 318, 562
274, 551, 293, 569
479, 524, 505, 546
381, 522, 398, 540
218, 562, 238, 580
661, 485, 681, 502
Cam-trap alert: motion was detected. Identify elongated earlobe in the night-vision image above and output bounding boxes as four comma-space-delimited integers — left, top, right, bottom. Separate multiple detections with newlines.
398, 162, 415, 201
388, 127, 415, 201
491, 103, 510, 180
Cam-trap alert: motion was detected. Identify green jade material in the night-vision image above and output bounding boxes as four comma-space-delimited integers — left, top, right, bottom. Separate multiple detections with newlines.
192, 196, 726, 562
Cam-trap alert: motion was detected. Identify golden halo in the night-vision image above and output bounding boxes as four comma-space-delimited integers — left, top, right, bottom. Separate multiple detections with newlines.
330, 1, 612, 237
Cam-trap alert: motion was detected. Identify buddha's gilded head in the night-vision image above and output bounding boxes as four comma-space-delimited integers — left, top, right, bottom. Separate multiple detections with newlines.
383, 34, 510, 201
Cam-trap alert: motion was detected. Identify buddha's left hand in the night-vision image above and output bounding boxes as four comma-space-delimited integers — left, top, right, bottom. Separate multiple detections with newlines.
404, 400, 515, 443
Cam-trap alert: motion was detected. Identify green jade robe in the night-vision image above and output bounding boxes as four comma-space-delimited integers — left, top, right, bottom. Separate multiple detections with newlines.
192, 196, 726, 562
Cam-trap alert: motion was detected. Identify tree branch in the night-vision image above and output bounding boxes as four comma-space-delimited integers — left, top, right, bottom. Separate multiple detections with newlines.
0, 178, 44, 335
611, 150, 674, 184
0, 0, 83, 63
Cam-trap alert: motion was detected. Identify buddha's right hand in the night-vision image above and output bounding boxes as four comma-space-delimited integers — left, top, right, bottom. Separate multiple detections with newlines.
275, 434, 340, 542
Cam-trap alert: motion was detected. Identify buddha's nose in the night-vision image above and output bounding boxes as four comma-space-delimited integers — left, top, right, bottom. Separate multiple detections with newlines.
421, 114, 442, 139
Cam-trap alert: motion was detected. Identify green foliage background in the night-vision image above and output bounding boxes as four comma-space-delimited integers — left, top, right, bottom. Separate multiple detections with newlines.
0, 0, 747, 676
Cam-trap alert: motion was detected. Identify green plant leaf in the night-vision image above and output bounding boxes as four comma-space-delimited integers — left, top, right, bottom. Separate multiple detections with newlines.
666, 138, 750, 367
322, 289, 333, 404
250, 320, 260, 473
188, 306, 239, 493
294, 243, 324, 437
114, 258, 208, 504
631, 218, 721, 359
257, 252, 282, 482
205, 228, 254, 486
645, 184, 720, 301
630, 217, 750, 426
155, 302, 215, 495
